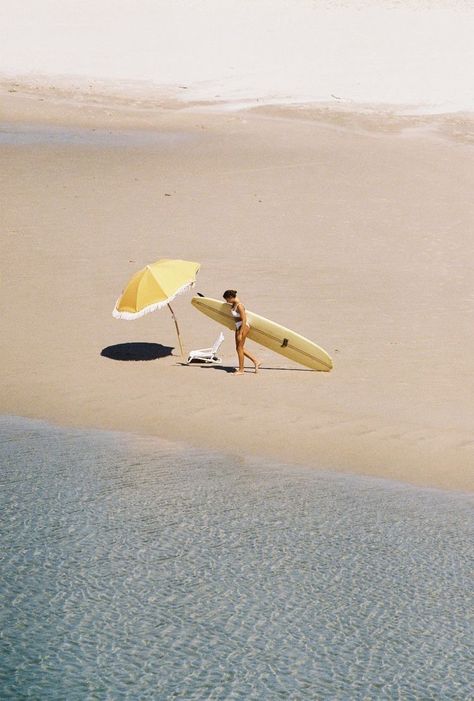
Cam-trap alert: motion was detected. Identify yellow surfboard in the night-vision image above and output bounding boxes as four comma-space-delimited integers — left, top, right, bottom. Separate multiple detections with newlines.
191, 296, 333, 371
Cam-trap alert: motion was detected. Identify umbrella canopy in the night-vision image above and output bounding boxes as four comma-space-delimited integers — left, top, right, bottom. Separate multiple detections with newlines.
113, 259, 200, 320
112, 258, 200, 357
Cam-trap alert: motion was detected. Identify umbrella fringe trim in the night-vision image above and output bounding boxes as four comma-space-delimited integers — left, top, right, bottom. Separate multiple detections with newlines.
112, 281, 195, 320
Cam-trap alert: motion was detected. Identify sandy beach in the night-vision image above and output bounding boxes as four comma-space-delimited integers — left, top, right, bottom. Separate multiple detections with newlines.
1, 82, 473, 492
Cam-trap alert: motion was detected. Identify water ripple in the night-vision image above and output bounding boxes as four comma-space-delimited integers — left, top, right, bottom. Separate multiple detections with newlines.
0, 416, 473, 700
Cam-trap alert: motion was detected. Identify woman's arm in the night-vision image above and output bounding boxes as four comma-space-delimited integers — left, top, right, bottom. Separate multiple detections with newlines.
237, 303, 247, 341
237, 303, 247, 325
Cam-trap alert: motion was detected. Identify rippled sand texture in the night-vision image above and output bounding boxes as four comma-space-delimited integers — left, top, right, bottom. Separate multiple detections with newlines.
1, 418, 472, 700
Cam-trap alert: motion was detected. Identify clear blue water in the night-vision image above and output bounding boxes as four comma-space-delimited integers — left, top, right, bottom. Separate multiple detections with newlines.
1, 416, 472, 700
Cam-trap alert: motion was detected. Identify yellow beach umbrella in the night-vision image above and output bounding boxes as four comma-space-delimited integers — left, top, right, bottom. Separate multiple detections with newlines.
112, 258, 200, 356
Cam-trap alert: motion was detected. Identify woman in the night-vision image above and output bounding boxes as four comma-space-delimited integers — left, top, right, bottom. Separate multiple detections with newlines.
223, 290, 261, 375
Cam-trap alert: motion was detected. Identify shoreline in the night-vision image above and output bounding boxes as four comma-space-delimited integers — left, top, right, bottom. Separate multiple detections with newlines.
2, 413, 474, 498
2, 90, 473, 494
1, 76, 473, 145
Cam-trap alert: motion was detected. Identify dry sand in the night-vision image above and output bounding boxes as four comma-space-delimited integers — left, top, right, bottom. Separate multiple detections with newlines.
1, 86, 473, 492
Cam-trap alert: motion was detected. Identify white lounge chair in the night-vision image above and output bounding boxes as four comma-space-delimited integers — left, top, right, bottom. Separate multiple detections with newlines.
187, 331, 225, 365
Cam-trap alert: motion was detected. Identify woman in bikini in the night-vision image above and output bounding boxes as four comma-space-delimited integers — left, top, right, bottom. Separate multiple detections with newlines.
223, 290, 261, 375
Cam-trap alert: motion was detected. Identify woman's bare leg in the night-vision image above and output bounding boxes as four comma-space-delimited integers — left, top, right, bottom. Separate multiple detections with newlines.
242, 326, 261, 371
235, 327, 261, 374
235, 331, 245, 374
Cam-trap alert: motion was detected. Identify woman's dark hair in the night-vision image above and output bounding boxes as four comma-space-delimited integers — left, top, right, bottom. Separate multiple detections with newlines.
223, 290, 237, 300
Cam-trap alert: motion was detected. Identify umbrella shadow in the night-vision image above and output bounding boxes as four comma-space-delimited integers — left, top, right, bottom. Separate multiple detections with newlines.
101, 342, 174, 361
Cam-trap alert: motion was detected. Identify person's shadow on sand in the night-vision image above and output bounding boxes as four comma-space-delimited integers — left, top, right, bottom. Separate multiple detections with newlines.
101, 343, 174, 361
180, 362, 312, 373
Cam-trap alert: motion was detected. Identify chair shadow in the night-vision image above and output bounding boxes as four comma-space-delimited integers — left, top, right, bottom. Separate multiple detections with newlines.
200, 364, 236, 373
101, 342, 174, 361
178, 361, 235, 373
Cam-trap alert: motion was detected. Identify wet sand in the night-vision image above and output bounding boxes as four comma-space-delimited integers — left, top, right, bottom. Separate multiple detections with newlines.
1, 87, 473, 492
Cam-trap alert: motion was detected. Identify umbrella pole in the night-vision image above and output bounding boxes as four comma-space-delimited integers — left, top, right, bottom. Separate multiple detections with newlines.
167, 303, 184, 357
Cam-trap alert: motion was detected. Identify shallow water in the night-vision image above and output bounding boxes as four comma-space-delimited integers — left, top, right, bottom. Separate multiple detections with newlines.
3, 2, 474, 112
0, 123, 192, 148
1, 416, 472, 700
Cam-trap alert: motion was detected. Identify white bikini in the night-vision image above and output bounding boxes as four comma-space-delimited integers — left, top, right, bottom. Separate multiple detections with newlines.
231, 305, 250, 331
